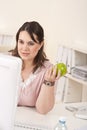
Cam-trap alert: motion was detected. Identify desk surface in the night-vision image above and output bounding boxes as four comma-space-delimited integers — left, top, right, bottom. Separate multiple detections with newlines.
14, 103, 87, 130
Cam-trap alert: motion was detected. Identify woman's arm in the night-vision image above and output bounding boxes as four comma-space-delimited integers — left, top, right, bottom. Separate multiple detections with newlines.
36, 66, 60, 114
36, 83, 55, 114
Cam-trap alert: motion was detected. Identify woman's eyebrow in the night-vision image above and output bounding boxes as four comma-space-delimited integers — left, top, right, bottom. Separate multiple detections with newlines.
27, 40, 35, 43
18, 39, 23, 41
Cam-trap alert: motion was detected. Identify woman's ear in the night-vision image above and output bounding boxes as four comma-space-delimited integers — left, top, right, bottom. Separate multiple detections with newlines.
40, 41, 44, 48
38, 41, 44, 51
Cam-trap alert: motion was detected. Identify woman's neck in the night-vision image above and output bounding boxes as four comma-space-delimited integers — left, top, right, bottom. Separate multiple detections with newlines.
23, 60, 34, 69
21, 60, 35, 81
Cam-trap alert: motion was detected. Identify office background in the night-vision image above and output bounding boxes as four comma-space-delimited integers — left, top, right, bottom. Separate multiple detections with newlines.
0, 0, 87, 63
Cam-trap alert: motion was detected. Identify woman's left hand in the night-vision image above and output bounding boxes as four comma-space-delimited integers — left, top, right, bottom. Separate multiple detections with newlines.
44, 65, 61, 82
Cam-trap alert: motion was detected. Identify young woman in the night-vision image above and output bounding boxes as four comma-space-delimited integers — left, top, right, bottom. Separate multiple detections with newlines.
10, 21, 60, 114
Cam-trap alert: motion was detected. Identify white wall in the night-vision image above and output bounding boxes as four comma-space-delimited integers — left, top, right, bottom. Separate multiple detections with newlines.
0, 0, 87, 63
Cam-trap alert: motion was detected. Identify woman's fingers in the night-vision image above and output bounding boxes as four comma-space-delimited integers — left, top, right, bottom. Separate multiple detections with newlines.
44, 66, 60, 82
56, 70, 61, 80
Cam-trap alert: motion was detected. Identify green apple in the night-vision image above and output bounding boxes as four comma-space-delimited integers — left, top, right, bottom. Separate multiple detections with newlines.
55, 63, 67, 76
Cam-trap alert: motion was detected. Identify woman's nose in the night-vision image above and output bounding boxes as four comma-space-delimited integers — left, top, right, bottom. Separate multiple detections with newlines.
23, 43, 29, 50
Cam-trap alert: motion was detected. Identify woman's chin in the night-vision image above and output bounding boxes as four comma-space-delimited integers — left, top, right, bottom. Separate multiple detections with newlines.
21, 56, 30, 61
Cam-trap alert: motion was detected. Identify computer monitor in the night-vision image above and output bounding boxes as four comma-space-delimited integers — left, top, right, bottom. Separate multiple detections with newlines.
0, 53, 22, 130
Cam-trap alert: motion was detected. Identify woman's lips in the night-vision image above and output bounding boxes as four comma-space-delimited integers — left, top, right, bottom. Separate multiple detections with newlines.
21, 52, 30, 56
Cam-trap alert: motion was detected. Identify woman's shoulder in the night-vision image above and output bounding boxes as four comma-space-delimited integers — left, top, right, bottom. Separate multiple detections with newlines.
3, 51, 12, 55
43, 60, 53, 68
35, 60, 53, 74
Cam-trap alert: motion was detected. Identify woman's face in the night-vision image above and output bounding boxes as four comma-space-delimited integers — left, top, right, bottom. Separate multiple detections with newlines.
17, 31, 42, 62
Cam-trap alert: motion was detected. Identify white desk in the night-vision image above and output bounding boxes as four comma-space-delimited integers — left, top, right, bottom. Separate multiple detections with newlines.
14, 103, 87, 130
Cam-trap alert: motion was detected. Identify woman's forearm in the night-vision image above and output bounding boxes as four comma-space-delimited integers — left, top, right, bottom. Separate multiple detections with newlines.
36, 84, 55, 114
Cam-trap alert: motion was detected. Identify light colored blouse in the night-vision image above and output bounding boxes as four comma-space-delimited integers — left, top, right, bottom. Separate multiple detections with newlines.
18, 61, 54, 107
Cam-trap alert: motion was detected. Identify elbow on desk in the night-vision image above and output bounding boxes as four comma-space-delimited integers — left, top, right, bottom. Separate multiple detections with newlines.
36, 104, 54, 114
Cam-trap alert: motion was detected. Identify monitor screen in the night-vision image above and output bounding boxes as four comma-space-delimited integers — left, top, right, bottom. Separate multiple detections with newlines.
0, 53, 22, 130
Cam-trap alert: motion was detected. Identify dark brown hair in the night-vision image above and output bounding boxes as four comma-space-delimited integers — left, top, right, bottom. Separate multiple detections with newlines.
10, 21, 48, 72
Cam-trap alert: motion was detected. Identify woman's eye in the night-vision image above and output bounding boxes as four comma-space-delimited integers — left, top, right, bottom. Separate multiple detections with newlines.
18, 40, 24, 44
28, 41, 35, 45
